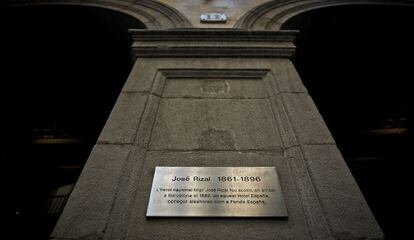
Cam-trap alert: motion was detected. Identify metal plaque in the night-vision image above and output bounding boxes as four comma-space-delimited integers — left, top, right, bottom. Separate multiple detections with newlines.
146, 167, 288, 217
200, 13, 227, 23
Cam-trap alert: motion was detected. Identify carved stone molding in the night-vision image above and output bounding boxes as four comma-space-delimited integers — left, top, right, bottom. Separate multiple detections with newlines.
129, 29, 298, 58
235, 0, 414, 30
0, 0, 192, 29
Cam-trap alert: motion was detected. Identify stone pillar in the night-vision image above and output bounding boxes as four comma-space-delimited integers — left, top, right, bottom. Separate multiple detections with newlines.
51, 29, 383, 240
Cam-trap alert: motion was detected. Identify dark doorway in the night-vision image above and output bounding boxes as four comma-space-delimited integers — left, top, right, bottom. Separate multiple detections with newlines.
282, 5, 414, 239
0, 5, 144, 239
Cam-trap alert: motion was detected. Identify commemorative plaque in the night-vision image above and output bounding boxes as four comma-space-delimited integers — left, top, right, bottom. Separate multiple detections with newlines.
146, 167, 288, 217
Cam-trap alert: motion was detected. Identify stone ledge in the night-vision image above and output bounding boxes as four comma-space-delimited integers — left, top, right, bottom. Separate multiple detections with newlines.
129, 29, 298, 58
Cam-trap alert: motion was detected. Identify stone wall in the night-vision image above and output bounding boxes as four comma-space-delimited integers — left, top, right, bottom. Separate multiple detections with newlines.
51, 29, 383, 240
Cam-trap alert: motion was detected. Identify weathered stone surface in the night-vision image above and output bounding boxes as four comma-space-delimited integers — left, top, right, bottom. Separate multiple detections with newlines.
285, 146, 333, 240
149, 98, 283, 152
52, 28, 383, 240
134, 94, 161, 148
98, 92, 147, 144
122, 59, 159, 93
163, 78, 267, 99
130, 29, 297, 58
145, 150, 283, 166
125, 58, 269, 71
281, 93, 335, 145
51, 144, 131, 239
155, 0, 274, 28
271, 58, 308, 93
267, 95, 299, 148
104, 146, 147, 240
302, 144, 384, 239
121, 58, 306, 97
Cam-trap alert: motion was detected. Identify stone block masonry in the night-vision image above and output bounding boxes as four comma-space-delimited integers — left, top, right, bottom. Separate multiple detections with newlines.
51, 29, 383, 240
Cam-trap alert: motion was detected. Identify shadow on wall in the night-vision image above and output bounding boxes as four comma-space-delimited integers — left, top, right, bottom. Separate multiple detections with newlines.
0, 5, 144, 239
282, 5, 414, 240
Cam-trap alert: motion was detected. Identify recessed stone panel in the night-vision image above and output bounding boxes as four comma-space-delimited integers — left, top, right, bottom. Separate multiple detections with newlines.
163, 78, 267, 98
149, 98, 283, 152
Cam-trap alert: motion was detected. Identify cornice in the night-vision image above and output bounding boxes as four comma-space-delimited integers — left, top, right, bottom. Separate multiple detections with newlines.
129, 29, 298, 58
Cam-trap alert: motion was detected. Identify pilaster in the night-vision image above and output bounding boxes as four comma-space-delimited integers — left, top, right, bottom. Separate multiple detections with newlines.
51, 29, 383, 240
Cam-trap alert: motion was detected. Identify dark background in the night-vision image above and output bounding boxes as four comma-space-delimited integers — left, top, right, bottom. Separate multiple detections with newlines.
0, 5, 144, 239
0, 3, 413, 240
283, 5, 414, 239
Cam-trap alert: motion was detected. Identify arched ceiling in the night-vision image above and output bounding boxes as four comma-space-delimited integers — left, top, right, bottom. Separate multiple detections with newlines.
235, 0, 414, 29
0, 0, 192, 29
3, 0, 414, 29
